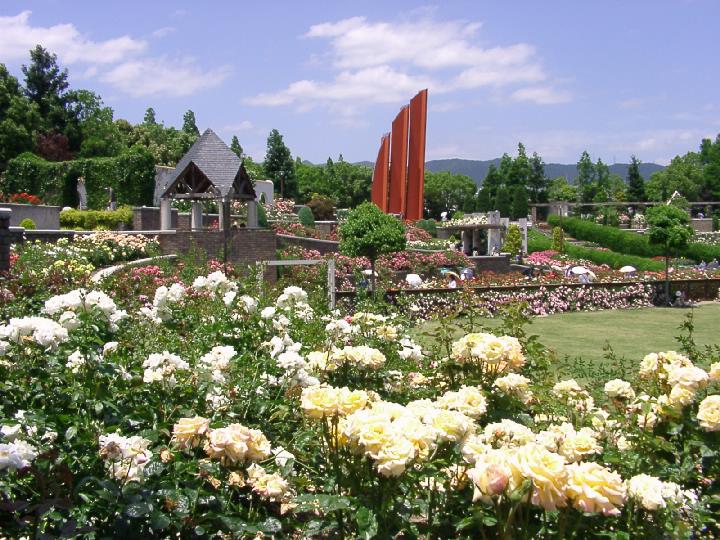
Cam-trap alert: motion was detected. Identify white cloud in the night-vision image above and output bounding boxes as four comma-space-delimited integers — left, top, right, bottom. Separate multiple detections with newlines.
152, 27, 176, 38
101, 57, 231, 97
219, 121, 254, 133
510, 86, 572, 105
248, 15, 568, 110
0, 11, 146, 64
245, 65, 436, 108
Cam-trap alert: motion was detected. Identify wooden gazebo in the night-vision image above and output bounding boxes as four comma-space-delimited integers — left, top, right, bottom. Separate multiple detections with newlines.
159, 129, 258, 230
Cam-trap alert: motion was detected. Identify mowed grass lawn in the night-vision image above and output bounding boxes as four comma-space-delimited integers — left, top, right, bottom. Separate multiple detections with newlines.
416, 304, 720, 380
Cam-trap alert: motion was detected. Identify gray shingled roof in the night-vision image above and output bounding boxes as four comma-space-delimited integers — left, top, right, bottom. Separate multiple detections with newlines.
161, 128, 255, 199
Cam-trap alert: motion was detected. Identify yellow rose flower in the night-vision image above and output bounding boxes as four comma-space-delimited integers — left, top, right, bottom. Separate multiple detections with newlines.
708, 362, 720, 381
667, 384, 695, 409
565, 462, 626, 516
514, 443, 568, 511
375, 437, 416, 477
171, 416, 210, 449
300, 386, 340, 419
697, 395, 720, 432
336, 388, 370, 416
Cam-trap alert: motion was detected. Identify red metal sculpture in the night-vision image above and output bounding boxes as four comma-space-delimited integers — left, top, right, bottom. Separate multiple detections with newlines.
388, 106, 409, 215
370, 134, 390, 212
406, 89, 428, 221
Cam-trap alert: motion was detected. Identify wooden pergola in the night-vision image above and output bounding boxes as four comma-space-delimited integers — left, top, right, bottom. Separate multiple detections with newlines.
159, 129, 258, 230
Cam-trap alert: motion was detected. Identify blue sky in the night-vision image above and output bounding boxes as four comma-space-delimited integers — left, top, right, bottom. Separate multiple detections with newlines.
1, 1, 719, 165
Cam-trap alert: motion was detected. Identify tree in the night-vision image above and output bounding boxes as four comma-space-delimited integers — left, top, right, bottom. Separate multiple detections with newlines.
645, 205, 693, 304
339, 202, 406, 295
264, 129, 296, 198
143, 107, 157, 125
0, 64, 40, 169
699, 135, 720, 201
626, 155, 645, 201
424, 170, 476, 218
645, 153, 703, 201
475, 188, 492, 212
494, 187, 511, 217
502, 224, 522, 256
576, 151, 596, 203
230, 135, 243, 159
547, 177, 577, 202
595, 158, 611, 200
528, 152, 548, 203
510, 185, 530, 220
482, 164, 502, 201
182, 110, 200, 136
22, 45, 68, 122
508, 142, 530, 187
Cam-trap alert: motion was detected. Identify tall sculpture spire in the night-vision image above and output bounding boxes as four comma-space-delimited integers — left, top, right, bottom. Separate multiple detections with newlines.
370, 134, 390, 212
406, 89, 428, 221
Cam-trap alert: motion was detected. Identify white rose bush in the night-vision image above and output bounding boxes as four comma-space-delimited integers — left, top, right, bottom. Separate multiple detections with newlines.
0, 259, 719, 538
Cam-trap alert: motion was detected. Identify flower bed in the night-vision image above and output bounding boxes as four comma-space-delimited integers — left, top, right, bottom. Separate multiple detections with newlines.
0, 271, 718, 538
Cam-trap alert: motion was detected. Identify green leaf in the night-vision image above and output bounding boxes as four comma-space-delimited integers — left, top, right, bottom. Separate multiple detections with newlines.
261, 517, 282, 534
150, 511, 171, 530
355, 506, 378, 539
125, 501, 152, 518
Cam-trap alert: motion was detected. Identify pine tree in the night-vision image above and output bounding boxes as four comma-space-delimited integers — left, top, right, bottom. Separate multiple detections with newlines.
483, 164, 502, 200
22, 45, 69, 121
264, 129, 296, 198
182, 110, 199, 136
511, 186, 530, 219
143, 107, 157, 125
494, 187, 511, 217
475, 188, 491, 212
576, 151, 596, 203
230, 135, 243, 158
528, 152, 548, 203
626, 155, 645, 201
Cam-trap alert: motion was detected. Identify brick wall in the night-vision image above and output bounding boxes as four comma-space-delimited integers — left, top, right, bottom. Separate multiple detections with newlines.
277, 234, 340, 255
133, 207, 179, 230
157, 229, 277, 282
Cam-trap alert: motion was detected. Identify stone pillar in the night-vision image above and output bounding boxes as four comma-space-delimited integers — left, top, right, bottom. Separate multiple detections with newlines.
487, 211, 501, 255
0, 208, 10, 271
472, 229, 482, 256
462, 230, 472, 255
247, 200, 259, 228
218, 199, 231, 231
519, 218, 528, 254
191, 201, 203, 231
531, 206, 537, 223
160, 198, 172, 231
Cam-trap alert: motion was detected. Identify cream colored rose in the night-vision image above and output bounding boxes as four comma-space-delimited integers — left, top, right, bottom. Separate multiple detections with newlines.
667, 366, 708, 391
709, 362, 720, 381
558, 428, 602, 463
628, 474, 666, 510
697, 395, 720, 431
565, 462, 626, 516
204, 423, 270, 464
436, 386, 487, 419
668, 384, 695, 409
336, 388, 370, 416
514, 443, 568, 511
604, 379, 636, 400
172, 416, 210, 449
300, 386, 340, 419
429, 409, 475, 443
251, 471, 291, 501
375, 437, 416, 477
469, 457, 512, 504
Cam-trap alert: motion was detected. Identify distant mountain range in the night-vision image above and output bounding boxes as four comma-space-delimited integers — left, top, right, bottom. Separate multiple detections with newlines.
423, 158, 666, 186
339, 158, 666, 186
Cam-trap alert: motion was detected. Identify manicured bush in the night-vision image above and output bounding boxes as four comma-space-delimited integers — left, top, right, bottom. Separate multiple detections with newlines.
257, 203, 268, 228
415, 219, 438, 238
305, 195, 335, 220
297, 206, 315, 227
60, 207, 133, 230
19, 218, 36, 229
2, 147, 155, 209
502, 224, 522, 256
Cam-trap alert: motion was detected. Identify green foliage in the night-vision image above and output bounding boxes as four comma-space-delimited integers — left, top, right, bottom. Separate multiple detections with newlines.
297, 157, 371, 208
646, 152, 703, 201
339, 202, 406, 265
424, 170, 477, 218
415, 218, 437, 237
19, 217, 36, 229
3, 147, 155, 208
264, 129, 296, 198
475, 187, 491, 212
645, 205, 693, 257
626, 155, 645, 201
60, 207, 133, 230
510, 185, 529, 219
502, 224, 522, 255
257, 202, 268, 228
0, 65, 40, 169
230, 135, 243, 158
551, 226, 565, 253
297, 206, 315, 227
494, 187, 511, 217
181, 110, 199, 136
547, 177, 577, 202
305, 194, 335, 220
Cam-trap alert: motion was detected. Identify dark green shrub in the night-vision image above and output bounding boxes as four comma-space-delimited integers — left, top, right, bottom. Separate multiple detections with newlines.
502, 224, 522, 255
19, 218, 36, 229
298, 206, 315, 227
258, 204, 268, 228
59, 207, 133, 230
551, 226, 565, 253
306, 195, 335, 220
416, 219, 437, 237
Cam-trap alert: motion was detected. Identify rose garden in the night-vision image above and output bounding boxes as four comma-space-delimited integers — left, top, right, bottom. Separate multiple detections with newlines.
2, 43, 720, 540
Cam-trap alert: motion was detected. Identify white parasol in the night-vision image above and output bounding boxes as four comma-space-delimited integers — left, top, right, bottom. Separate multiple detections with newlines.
619, 266, 637, 273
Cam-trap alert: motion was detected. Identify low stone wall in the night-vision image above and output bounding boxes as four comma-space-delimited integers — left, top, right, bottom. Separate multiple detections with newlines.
471, 255, 511, 274
133, 206, 179, 230
157, 229, 277, 282
0, 203, 61, 229
277, 234, 340, 255
315, 221, 337, 235
691, 218, 713, 233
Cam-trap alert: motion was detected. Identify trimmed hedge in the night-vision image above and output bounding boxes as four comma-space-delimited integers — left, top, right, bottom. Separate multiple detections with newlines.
528, 230, 665, 271
548, 215, 720, 263
60, 207, 133, 230
2, 147, 155, 209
